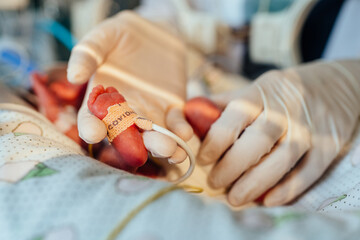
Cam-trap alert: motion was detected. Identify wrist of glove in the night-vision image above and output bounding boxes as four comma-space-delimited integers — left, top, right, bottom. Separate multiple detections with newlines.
282, 60, 360, 154
287, 60, 360, 118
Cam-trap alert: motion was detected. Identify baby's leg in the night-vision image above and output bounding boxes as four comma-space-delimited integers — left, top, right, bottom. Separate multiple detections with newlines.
31, 73, 85, 147
87, 85, 148, 168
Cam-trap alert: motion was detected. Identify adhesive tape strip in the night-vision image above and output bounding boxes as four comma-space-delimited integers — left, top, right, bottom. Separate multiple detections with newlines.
102, 102, 152, 142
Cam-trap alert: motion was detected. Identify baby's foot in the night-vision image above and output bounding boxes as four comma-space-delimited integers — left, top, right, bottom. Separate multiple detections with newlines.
87, 85, 125, 120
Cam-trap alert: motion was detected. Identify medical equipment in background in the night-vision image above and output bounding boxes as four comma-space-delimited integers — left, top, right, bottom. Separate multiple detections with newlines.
250, 0, 317, 68
322, 0, 360, 60
70, 0, 140, 39
70, 0, 112, 39
0, 0, 29, 10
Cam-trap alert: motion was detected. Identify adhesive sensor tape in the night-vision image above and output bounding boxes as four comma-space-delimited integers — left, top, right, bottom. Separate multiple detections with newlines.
102, 103, 195, 184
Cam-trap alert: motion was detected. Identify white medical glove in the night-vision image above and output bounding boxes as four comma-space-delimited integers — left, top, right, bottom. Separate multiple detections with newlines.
137, 0, 230, 55
198, 60, 360, 206
67, 11, 193, 161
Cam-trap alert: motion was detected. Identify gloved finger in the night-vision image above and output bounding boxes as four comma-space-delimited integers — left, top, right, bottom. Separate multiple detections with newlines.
67, 20, 116, 84
142, 130, 177, 158
197, 87, 263, 165
226, 124, 311, 206
77, 104, 107, 144
67, 12, 136, 84
168, 147, 187, 164
208, 109, 288, 189
68, 11, 185, 85
263, 142, 337, 207
210, 87, 250, 109
166, 107, 193, 142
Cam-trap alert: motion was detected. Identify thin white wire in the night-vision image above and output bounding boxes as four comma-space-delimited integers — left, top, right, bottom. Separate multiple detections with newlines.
152, 123, 195, 184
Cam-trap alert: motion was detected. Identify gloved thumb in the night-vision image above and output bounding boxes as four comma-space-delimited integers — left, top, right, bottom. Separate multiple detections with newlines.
67, 45, 100, 85
77, 104, 107, 144
67, 13, 126, 84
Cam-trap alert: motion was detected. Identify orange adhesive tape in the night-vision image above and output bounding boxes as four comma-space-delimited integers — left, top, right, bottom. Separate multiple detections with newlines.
102, 102, 152, 142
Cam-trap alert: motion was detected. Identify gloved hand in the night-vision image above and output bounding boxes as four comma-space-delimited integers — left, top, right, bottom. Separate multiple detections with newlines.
67, 11, 193, 162
198, 60, 360, 206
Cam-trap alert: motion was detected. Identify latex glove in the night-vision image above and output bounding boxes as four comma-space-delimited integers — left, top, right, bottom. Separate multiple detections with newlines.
198, 60, 360, 206
67, 11, 193, 162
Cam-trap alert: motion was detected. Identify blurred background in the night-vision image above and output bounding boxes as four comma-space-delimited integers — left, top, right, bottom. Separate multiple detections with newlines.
0, 0, 355, 92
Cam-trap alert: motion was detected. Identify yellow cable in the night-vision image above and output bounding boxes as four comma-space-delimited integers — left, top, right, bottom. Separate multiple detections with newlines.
88, 144, 94, 158
106, 184, 202, 240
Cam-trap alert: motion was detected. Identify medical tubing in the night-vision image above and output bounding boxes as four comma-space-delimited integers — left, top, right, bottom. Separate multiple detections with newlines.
152, 123, 195, 184
38, 20, 78, 50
